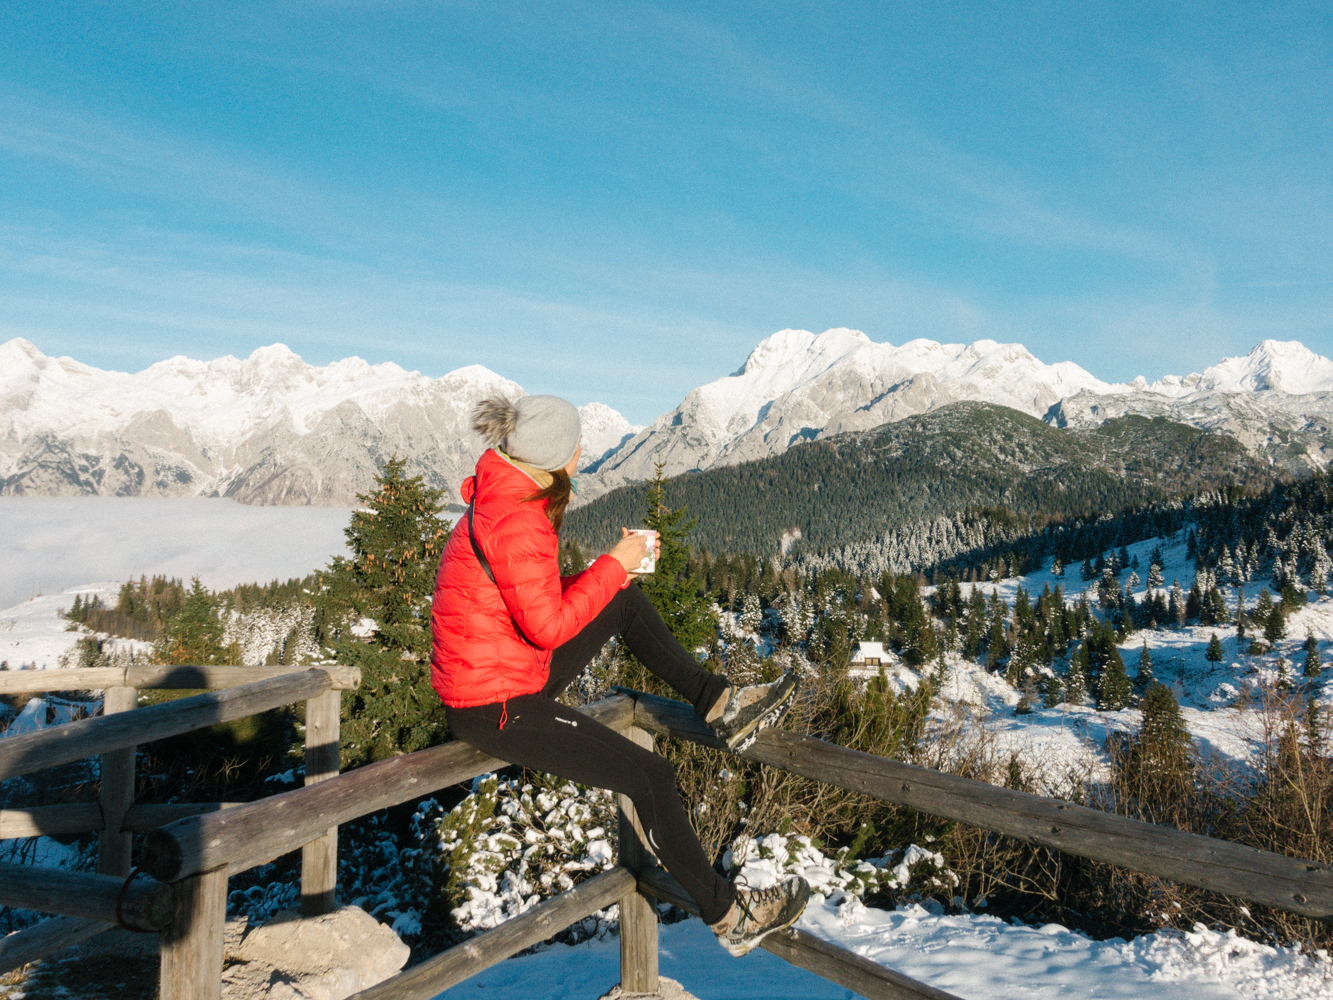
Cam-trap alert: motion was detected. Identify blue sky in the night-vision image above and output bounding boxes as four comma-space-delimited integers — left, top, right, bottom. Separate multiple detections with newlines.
1, 2, 1330, 423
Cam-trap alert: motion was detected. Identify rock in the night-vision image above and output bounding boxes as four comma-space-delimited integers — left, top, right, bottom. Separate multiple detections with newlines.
222, 906, 410, 1000
598, 976, 701, 1000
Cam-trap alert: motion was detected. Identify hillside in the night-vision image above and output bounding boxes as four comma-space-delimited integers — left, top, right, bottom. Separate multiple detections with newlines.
564, 402, 1272, 556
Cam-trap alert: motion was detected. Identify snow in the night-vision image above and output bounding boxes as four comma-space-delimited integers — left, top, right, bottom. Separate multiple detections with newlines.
1150, 340, 1333, 397
925, 529, 1333, 787
0, 581, 146, 671
0, 496, 355, 611
434, 867, 1330, 1000
578, 402, 643, 469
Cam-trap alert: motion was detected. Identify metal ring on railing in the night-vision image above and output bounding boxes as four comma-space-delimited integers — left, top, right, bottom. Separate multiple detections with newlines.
115, 867, 157, 933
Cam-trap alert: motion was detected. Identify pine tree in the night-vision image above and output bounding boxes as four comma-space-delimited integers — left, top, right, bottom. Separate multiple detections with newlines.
1264, 604, 1286, 645
638, 458, 717, 656
1253, 589, 1274, 631
1097, 644, 1132, 711
1305, 631, 1322, 679
1042, 673, 1063, 708
1169, 581, 1186, 627
1064, 644, 1090, 704
337, 456, 448, 659
1118, 683, 1194, 824
157, 578, 237, 665
1205, 632, 1224, 663
1147, 561, 1164, 589
1134, 642, 1154, 693
325, 457, 451, 767
986, 613, 1009, 670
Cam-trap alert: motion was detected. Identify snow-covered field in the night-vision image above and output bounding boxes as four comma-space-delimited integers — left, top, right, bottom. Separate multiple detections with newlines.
0, 496, 355, 610
438, 841, 1330, 1000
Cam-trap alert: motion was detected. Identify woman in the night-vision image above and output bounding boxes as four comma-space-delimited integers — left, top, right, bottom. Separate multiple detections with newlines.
430, 395, 809, 956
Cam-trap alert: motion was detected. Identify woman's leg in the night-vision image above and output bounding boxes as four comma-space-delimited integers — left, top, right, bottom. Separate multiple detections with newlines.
447, 697, 736, 924
544, 583, 729, 717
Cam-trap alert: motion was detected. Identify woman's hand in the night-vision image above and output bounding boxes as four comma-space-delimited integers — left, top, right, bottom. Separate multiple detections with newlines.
608, 529, 658, 573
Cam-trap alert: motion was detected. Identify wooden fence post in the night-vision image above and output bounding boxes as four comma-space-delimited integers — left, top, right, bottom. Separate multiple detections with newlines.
98, 685, 137, 876
301, 688, 340, 916
617, 726, 659, 994
159, 867, 227, 1000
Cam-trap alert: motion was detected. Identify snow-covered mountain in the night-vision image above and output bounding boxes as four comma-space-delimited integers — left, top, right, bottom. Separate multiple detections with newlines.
1050, 340, 1333, 471
575, 333, 1333, 501
6, 332, 1331, 509
0, 339, 637, 508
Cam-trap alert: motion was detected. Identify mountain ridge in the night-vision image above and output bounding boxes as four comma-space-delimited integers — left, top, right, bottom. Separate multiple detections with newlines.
564, 401, 1274, 558
3, 332, 1330, 508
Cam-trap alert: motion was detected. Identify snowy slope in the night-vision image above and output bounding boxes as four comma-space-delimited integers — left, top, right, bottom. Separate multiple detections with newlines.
0, 340, 636, 507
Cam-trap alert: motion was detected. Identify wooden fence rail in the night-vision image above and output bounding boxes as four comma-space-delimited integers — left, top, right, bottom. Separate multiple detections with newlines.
0, 862, 175, 931
0, 917, 110, 974
347, 866, 638, 1000
628, 690, 1333, 919
0, 664, 357, 988
637, 866, 964, 1000
0, 669, 342, 781
138, 694, 634, 883
0, 802, 245, 838
7, 676, 1330, 1000
0, 664, 361, 696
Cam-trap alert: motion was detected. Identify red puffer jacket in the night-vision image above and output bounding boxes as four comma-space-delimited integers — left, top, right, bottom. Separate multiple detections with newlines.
430, 449, 626, 707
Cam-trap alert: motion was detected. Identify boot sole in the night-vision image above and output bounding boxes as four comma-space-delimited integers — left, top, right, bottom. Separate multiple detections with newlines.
722, 896, 810, 956
727, 682, 798, 752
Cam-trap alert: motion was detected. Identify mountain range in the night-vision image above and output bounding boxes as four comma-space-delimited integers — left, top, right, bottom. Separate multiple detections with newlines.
3, 331, 1331, 509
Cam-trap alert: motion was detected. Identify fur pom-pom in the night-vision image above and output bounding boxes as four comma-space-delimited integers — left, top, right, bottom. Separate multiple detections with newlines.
472, 397, 519, 447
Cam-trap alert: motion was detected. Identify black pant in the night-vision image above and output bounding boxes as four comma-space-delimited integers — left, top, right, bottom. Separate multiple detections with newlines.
446, 583, 736, 924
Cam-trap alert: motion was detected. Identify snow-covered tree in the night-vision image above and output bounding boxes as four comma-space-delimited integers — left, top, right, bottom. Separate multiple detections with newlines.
1304, 631, 1321, 679
1147, 561, 1164, 590
739, 592, 763, 633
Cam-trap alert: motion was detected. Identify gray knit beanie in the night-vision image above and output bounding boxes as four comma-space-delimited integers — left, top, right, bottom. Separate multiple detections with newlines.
472, 395, 582, 472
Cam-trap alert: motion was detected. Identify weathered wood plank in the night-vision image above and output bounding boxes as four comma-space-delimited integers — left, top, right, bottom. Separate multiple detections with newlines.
122, 802, 243, 831
129, 664, 361, 691
0, 916, 111, 974
98, 684, 137, 876
637, 867, 963, 1000
347, 866, 637, 1000
0, 670, 333, 781
159, 868, 227, 1000
301, 688, 341, 917
617, 726, 658, 994
140, 693, 636, 883
630, 691, 1333, 919
0, 803, 104, 838
0, 667, 127, 694
0, 664, 360, 694
0, 802, 247, 837
0, 862, 175, 931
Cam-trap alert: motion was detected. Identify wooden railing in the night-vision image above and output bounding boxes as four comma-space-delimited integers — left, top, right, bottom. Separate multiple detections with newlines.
0, 665, 357, 979
4, 675, 1331, 1000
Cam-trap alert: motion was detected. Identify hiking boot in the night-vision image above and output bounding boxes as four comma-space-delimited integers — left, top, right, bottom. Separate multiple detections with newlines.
705, 672, 800, 752
709, 876, 812, 957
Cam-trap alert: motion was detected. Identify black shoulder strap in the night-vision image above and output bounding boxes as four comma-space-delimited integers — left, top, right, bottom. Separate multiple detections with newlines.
466, 500, 541, 649
466, 500, 498, 585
